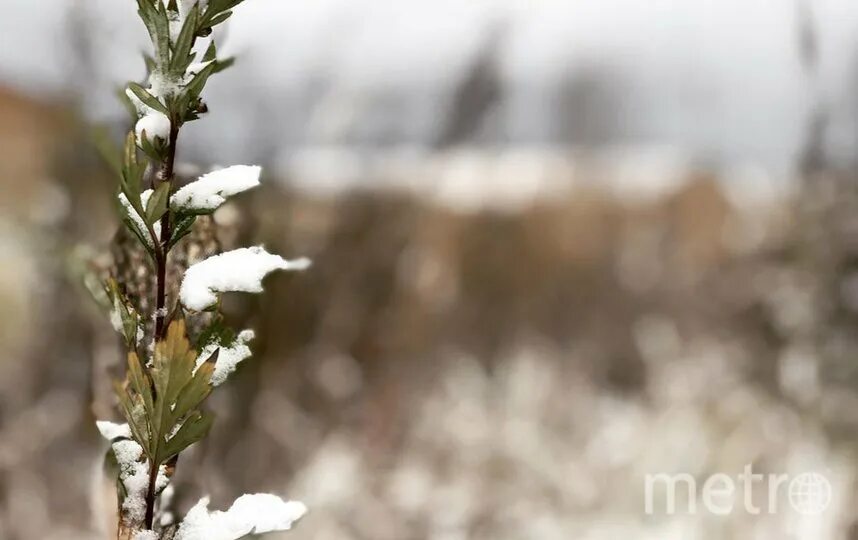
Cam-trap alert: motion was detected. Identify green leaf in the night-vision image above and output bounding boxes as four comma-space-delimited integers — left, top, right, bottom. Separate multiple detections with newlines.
114, 379, 151, 457
123, 130, 137, 172
128, 82, 169, 115
106, 279, 142, 347
153, 322, 195, 399
146, 181, 171, 225
115, 320, 214, 466
195, 315, 235, 351
153, 320, 213, 461
153, 4, 172, 66
127, 351, 154, 415
201, 0, 245, 27
206, 10, 232, 28
170, 4, 199, 72
181, 61, 217, 101
196, 39, 234, 74
116, 320, 215, 466
121, 132, 145, 212
202, 40, 217, 62
138, 0, 170, 67
171, 360, 214, 429
140, 129, 169, 160
120, 216, 156, 259
163, 410, 213, 460
168, 215, 197, 249
212, 57, 235, 74
143, 54, 157, 74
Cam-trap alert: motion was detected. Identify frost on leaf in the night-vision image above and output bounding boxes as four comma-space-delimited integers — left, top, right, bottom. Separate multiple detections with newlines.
171, 165, 261, 213
119, 188, 161, 248
196, 329, 255, 387
179, 246, 311, 311
175, 494, 307, 540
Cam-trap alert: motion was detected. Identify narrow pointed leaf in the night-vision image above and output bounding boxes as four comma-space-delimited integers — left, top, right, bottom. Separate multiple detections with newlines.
127, 352, 154, 414
114, 380, 151, 457
172, 361, 214, 422
202, 40, 217, 62
146, 181, 171, 225
128, 82, 169, 115
207, 10, 232, 28
163, 411, 213, 460
171, 4, 199, 72
168, 215, 197, 249
182, 61, 216, 99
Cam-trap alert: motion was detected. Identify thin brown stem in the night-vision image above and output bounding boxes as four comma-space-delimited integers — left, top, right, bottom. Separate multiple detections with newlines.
143, 458, 160, 530
153, 123, 179, 342
145, 121, 179, 530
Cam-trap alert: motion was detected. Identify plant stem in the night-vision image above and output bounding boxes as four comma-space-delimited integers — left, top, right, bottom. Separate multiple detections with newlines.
153, 123, 179, 342
146, 121, 179, 530
144, 459, 160, 530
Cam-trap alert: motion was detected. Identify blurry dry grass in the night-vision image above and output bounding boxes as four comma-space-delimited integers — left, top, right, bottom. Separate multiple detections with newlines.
3, 87, 858, 540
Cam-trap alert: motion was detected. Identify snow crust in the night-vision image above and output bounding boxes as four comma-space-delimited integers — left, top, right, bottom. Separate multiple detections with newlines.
180, 246, 311, 311
171, 165, 261, 213
175, 494, 307, 540
196, 329, 256, 386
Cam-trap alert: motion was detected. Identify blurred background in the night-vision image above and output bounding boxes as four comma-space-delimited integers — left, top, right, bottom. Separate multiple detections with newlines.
3, 0, 858, 538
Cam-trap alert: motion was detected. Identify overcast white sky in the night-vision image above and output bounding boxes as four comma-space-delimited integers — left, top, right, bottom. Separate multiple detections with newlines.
3, 0, 858, 171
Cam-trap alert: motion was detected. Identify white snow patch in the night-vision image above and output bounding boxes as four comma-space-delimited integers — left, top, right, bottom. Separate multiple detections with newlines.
175, 494, 307, 540
110, 437, 171, 528
96, 420, 131, 441
133, 531, 158, 540
171, 165, 262, 213
179, 246, 311, 311
126, 76, 174, 147
196, 329, 256, 386
135, 111, 171, 145
113, 439, 149, 524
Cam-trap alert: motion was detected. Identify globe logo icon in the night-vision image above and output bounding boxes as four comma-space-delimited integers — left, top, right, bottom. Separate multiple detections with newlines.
788, 473, 832, 515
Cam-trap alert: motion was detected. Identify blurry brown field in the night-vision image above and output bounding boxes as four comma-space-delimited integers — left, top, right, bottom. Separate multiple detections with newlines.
2, 83, 858, 540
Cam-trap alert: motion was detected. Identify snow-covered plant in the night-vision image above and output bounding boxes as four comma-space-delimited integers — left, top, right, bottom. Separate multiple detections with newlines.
95, 2, 308, 539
